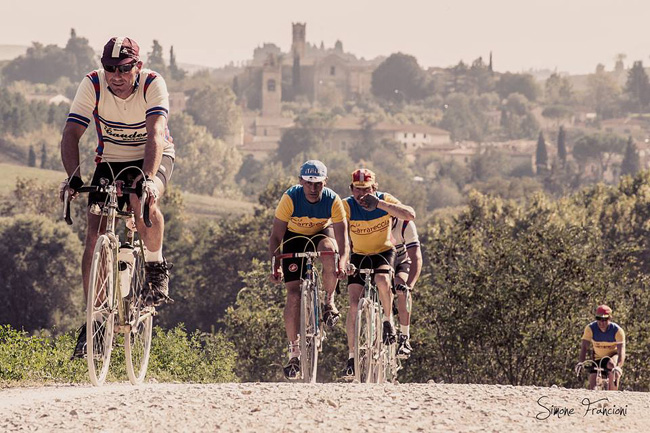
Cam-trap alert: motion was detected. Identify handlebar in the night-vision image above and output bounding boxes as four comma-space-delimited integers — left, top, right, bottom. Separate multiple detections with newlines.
62, 181, 151, 227
272, 251, 339, 279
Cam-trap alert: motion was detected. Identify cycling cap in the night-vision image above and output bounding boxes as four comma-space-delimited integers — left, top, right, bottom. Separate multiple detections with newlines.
351, 168, 376, 188
300, 160, 327, 182
596, 304, 612, 318
102, 37, 140, 66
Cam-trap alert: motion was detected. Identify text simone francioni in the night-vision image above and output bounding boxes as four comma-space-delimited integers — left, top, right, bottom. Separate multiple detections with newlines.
535, 396, 628, 420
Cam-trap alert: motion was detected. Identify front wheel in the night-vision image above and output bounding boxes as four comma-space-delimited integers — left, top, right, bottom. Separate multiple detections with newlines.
354, 298, 374, 383
86, 234, 116, 386
300, 280, 318, 383
125, 241, 153, 385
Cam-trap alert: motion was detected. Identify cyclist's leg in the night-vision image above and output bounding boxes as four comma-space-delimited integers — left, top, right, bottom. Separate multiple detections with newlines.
316, 230, 337, 306
284, 280, 302, 346
394, 266, 411, 329
605, 355, 619, 390
588, 372, 597, 390
346, 252, 365, 360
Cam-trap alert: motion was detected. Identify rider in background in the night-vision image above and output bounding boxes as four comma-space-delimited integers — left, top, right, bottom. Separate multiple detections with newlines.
575, 304, 625, 390
269, 160, 349, 380
60, 37, 174, 359
390, 218, 422, 359
342, 168, 416, 377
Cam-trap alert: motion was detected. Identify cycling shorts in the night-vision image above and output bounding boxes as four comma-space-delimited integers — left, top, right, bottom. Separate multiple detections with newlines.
586, 356, 615, 378
281, 227, 335, 283
348, 249, 396, 286
394, 257, 411, 275
88, 155, 174, 209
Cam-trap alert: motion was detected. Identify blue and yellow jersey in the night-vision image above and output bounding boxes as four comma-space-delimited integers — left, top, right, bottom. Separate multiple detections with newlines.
343, 192, 400, 255
582, 321, 625, 359
274, 185, 345, 235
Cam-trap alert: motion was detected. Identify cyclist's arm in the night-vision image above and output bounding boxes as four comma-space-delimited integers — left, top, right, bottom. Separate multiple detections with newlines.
269, 217, 288, 261
578, 339, 590, 363
332, 220, 349, 270
377, 200, 416, 221
616, 342, 625, 367
143, 114, 166, 179
60, 122, 86, 178
405, 245, 422, 289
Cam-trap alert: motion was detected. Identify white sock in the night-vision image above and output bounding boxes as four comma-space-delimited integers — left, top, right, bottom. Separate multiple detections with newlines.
145, 248, 163, 262
289, 340, 300, 359
400, 325, 410, 338
348, 352, 354, 360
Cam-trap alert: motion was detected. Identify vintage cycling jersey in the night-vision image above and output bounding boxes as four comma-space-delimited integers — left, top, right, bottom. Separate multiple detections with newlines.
274, 185, 345, 235
391, 218, 420, 264
582, 321, 625, 359
67, 68, 175, 163
343, 192, 401, 255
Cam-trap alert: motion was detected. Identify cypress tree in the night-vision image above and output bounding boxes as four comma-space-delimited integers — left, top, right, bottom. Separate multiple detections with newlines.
28, 145, 36, 167
557, 126, 567, 166
536, 131, 548, 171
621, 136, 641, 176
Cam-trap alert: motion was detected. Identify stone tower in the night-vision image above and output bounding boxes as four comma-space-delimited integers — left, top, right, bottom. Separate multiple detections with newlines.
291, 22, 306, 60
261, 53, 282, 117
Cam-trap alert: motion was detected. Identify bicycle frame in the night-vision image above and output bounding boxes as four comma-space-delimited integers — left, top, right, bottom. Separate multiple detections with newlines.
273, 250, 339, 383
582, 359, 618, 391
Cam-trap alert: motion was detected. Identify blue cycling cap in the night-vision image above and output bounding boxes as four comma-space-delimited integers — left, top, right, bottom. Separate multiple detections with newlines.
300, 160, 327, 182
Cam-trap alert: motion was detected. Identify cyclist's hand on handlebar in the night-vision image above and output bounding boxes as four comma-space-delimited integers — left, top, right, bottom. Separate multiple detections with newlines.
574, 361, 584, 377
345, 263, 357, 276
359, 194, 379, 211
59, 176, 83, 201
142, 178, 160, 205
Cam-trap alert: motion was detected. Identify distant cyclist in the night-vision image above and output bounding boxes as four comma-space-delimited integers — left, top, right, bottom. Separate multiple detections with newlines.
574, 305, 626, 390
269, 160, 349, 380
342, 168, 416, 377
60, 37, 175, 359
391, 218, 422, 358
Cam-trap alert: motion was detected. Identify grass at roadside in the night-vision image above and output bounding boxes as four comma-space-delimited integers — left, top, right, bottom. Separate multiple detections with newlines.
0, 324, 238, 386
0, 163, 62, 195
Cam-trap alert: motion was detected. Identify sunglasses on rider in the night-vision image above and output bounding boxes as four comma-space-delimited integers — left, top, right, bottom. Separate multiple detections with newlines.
595, 316, 609, 321
103, 62, 137, 73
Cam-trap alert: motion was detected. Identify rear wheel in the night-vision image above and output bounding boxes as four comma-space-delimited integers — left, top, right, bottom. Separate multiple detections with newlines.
300, 280, 318, 383
125, 242, 153, 385
86, 235, 116, 386
354, 298, 374, 383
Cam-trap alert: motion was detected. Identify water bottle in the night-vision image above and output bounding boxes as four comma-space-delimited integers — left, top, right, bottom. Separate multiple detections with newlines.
118, 244, 135, 298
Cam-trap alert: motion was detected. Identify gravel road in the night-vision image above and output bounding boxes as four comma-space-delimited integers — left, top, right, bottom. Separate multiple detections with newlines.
1, 382, 648, 432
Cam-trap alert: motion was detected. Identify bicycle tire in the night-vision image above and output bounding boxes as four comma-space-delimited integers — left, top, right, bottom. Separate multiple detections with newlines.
124, 241, 153, 385
379, 330, 398, 383
300, 280, 318, 383
354, 298, 374, 383
86, 234, 116, 386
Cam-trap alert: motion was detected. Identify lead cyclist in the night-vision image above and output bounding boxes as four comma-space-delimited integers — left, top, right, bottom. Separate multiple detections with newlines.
60, 36, 175, 359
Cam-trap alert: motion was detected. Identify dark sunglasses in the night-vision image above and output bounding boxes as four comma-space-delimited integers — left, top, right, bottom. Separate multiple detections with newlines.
103, 62, 137, 73
595, 316, 609, 321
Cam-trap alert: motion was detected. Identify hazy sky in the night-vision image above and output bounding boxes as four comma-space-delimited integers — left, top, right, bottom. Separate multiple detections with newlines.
1, 0, 648, 74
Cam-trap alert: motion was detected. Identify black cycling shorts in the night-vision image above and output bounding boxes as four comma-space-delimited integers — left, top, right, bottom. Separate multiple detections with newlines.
281, 227, 335, 283
88, 155, 174, 209
348, 249, 396, 286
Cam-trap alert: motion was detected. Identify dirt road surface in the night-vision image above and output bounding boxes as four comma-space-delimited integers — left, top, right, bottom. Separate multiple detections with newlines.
1, 382, 648, 432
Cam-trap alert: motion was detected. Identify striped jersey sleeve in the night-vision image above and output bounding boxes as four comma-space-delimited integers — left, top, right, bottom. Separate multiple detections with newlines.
403, 220, 420, 250
67, 75, 97, 128
143, 73, 170, 118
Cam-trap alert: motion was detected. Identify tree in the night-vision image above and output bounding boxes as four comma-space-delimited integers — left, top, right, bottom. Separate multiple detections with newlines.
557, 126, 567, 166
536, 131, 548, 171
624, 61, 650, 112
371, 53, 429, 102
0, 215, 84, 331
64, 28, 97, 78
585, 68, 621, 118
169, 46, 186, 80
167, 113, 242, 195
572, 133, 627, 179
27, 146, 36, 167
496, 72, 540, 101
620, 137, 640, 176
147, 40, 168, 75
185, 85, 241, 140
40, 142, 47, 168
545, 73, 574, 105
440, 93, 488, 142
